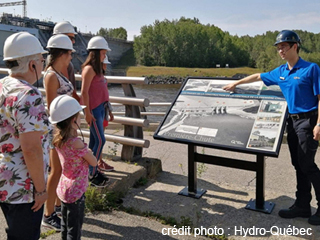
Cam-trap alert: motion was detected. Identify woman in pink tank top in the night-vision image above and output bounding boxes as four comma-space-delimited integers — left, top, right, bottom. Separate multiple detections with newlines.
80, 36, 114, 187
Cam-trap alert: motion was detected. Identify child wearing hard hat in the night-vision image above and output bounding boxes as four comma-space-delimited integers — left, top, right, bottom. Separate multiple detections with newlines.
49, 95, 97, 239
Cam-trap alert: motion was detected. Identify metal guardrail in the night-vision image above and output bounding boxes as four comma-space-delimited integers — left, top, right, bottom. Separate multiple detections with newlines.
111, 102, 170, 116
0, 68, 156, 161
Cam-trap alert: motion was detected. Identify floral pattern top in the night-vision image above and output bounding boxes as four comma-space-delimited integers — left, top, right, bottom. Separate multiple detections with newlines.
56, 137, 89, 203
0, 76, 51, 204
43, 69, 74, 96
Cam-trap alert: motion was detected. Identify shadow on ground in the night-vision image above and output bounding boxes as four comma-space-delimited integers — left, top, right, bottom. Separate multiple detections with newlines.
82, 216, 184, 240
122, 171, 320, 240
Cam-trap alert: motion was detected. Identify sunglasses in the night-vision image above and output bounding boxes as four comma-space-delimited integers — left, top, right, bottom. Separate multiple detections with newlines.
68, 36, 76, 42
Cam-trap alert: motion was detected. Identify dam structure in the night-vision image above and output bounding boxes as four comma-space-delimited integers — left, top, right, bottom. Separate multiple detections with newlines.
0, 13, 133, 75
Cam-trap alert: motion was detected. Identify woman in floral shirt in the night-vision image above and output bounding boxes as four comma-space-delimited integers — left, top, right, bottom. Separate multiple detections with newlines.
0, 32, 51, 240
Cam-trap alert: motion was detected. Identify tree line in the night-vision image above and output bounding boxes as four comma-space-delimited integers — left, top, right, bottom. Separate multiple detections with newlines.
132, 17, 320, 72
97, 27, 127, 41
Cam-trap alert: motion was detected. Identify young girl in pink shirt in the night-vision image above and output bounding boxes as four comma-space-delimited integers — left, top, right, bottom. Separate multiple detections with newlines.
49, 95, 97, 239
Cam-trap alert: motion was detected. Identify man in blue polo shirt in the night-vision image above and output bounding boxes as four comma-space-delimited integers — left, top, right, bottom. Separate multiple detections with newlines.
223, 30, 320, 225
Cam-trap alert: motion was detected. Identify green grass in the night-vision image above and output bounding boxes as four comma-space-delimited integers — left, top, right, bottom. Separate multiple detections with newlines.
114, 49, 262, 78
126, 66, 261, 78
40, 229, 56, 239
114, 47, 261, 78
85, 186, 123, 212
133, 177, 148, 188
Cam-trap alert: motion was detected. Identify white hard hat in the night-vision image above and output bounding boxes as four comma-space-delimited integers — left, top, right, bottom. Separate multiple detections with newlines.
49, 95, 85, 124
3, 32, 48, 61
103, 55, 111, 64
87, 36, 111, 51
47, 34, 75, 52
53, 21, 77, 35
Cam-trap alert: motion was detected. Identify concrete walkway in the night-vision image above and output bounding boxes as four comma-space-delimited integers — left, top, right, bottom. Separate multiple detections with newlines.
0, 128, 320, 239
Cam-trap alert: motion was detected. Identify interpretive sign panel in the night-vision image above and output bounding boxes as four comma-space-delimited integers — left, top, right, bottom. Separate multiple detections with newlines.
154, 77, 288, 157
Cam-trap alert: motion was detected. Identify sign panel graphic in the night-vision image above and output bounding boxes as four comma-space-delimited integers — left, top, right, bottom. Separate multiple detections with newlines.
154, 77, 288, 157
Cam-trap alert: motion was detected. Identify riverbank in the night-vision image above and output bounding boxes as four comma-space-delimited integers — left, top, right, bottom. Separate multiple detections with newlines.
144, 73, 252, 84
126, 66, 261, 81
146, 75, 185, 84
123, 66, 262, 84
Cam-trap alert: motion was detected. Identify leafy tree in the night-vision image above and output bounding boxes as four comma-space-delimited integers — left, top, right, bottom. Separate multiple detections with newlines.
97, 28, 107, 38
97, 27, 127, 40
133, 18, 320, 70
134, 17, 249, 68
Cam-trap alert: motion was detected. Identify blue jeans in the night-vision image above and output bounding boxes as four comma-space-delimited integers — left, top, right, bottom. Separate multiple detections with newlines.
287, 115, 320, 208
0, 202, 43, 240
61, 195, 85, 240
89, 103, 106, 176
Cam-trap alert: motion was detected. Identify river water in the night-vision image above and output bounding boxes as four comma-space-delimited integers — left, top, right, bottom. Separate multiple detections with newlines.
108, 84, 182, 122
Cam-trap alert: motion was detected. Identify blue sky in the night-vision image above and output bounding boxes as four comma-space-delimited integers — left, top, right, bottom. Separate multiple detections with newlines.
1, 0, 320, 40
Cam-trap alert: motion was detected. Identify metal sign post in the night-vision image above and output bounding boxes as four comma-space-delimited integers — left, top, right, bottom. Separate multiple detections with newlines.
178, 143, 275, 214
155, 77, 287, 215
178, 144, 207, 198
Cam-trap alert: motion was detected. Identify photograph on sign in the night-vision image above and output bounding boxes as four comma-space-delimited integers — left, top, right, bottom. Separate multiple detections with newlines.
154, 77, 288, 156
247, 100, 286, 151
182, 78, 264, 95
158, 94, 260, 148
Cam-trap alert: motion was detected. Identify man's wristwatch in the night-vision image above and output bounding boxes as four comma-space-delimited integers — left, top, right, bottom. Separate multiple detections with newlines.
317, 123, 320, 127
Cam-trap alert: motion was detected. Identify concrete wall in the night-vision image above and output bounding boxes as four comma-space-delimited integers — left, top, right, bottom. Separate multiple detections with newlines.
0, 16, 133, 76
